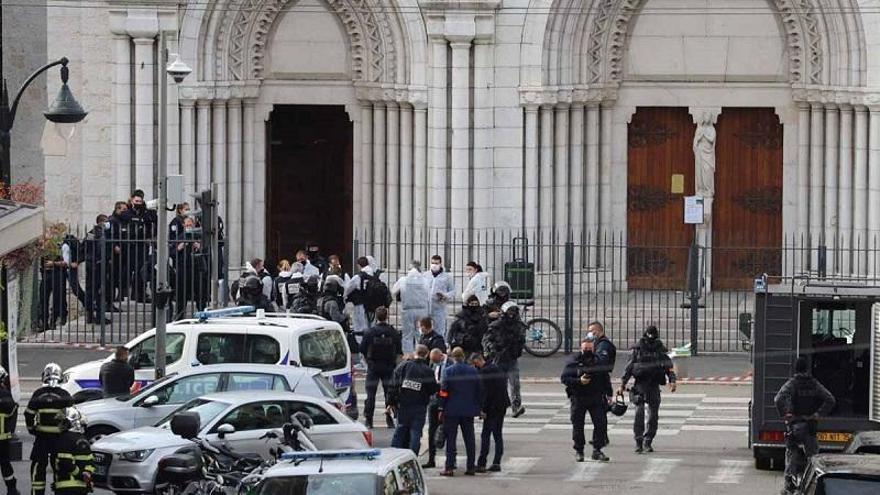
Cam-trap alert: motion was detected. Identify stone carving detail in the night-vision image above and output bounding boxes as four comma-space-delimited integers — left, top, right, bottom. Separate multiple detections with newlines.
221, 0, 394, 82
627, 185, 674, 211
734, 186, 783, 214
587, 0, 615, 84
628, 119, 675, 147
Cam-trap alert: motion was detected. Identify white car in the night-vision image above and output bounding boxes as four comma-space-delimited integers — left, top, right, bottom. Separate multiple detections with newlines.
90, 391, 371, 494
257, 448, 429, 495
77, 364, 342, 442
61, 308, 356, 414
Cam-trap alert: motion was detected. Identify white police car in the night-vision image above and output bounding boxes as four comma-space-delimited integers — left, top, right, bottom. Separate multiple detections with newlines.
256, 448, 428, 495
61, 307, 357, 416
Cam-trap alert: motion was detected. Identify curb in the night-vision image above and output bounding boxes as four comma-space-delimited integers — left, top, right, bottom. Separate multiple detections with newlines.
17, 342, 114, 352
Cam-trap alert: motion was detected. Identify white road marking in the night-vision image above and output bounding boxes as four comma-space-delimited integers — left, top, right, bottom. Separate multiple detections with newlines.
681, 425, 748, 432
493, 457, 540, 477
707, 460, 751, 484
701, 397, 751, 404
636, 458, 681, 483
566, 462, 607, 482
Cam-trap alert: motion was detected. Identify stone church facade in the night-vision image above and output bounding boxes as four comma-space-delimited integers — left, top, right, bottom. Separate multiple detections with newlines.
19, 0, 880, 285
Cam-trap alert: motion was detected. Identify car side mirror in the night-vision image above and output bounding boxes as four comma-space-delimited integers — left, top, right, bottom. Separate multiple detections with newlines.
217, 423, 235, 439
142, 395, 160, 407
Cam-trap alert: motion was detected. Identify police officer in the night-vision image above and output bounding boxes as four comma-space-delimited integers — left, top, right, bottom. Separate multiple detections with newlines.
418, 318, 446, 353
387, 345, 438, 454
482, 302, 527, 418
52, 408, 94, 495
774, 356, 835, 494
25, 363, 74, 495
121, 190, 157, 303
448, 295, 487, 356
484, 281, 512, 320
618, 325, 676, 454
83, 216, 111, 325
0, 366, 19, 495
291, 275, 320, 314
360, 307, 402, 429
423, 349, 451, 469
562, 336, 612, 462
318, 276, 353, 349
236, 276, 275, 312
391, 261, 431, 354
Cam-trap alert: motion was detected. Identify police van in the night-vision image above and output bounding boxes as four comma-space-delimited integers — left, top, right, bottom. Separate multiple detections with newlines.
60, 307, 357, 416
749, 277, 880, 470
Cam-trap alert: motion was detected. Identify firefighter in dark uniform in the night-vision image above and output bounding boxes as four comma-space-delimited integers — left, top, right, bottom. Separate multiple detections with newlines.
774, 356, 836, 494
53, 408, 95, 495
25, 363, 74, 495
0, 366, 19, 495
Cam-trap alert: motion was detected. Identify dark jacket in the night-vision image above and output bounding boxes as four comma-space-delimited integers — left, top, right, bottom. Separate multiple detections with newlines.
0, 387, 18, 441
53, 430, 95, 492
99, 358, 135, 397
561, 352, 613, 404
774, 373, 836, 419
420, 331, 447, 353
594, 335, 617, 372
290, 292, 318, 315
387, 358, 438, 409
478, 363, 511, 416
621, 338, 676, 387
482, 315, 526, 364
25, 386, 74, 435
448, 306, 488, 355
238, 293, 275, 312
440, 362, 483, 417
360, 322, 403, 373
483, 294, 509, 320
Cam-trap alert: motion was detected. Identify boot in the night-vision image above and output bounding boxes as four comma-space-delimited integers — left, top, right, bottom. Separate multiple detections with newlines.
644, 439, 654, 453
635, 440, 644, 454
591, 450, 610, 462
422, 457, 436, 469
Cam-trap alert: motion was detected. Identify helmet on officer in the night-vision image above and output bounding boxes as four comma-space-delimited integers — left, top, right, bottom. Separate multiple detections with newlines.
323, 275, 343, 295
500, 301, 519, 319
63, 407, 86, 434
302, 275, 319, 296
243, 275, 262, 295
643, 325, 659, 341
493, 281, 511, 299
42, 363, 63, 387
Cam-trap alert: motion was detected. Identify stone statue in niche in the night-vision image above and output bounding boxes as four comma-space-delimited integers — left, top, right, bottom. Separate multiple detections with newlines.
693, 112, 717, 200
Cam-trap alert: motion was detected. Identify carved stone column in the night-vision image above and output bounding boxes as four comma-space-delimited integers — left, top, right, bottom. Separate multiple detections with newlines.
429, 38, 448, 232
413, 105, 428, 233
539, 104, 554, 269
838, 105, 854, 274
400, 104, 414, 240
824, 105, 839, 255
133, 37, 156, 197
196, 100, 211, 192
361, 103, 373, 232
113, 34, 132, 200
854, 106, 869, 276
524, 106, 540, 233
227, 100, 242, 269
796, 104, 811, 242
554, 104, 569, 268
372, 102, 387, 258
180, 101, 195, 195
450, 41, 472, 248
212, 101, 228, 221
690, 107, 720, 290
809, 104, 825, 267
569, 104, 584, 264
242, 102, 256, 260
600, 102, 613, 241
386, 101, 400, 269
586, 104, 600, 266
868, 108, 880, 276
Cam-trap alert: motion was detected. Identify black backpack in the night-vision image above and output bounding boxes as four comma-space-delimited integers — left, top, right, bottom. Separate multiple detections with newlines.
360, 274, 392, 312
632, 348, 668, 384
368, 333, 395, 362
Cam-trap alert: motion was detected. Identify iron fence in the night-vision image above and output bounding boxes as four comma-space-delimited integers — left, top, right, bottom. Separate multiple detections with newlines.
24, 225, 880, 352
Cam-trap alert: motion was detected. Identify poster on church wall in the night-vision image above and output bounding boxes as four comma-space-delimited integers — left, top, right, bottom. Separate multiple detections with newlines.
684, 196, 704, 225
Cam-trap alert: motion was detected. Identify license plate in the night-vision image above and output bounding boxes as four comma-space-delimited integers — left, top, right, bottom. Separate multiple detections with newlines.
818, 432, 852, 443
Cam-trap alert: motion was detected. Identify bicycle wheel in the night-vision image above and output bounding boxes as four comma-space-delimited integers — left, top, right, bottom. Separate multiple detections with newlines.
523, 318, 563, 357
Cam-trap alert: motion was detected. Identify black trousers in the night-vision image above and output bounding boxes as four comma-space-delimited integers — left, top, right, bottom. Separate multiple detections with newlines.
427, 402, 442, 460
30, 436, 55, 495
478, 412, 505, 467
570, 396, 608, 454
632, 383, 662, 444
41, 269, 67, 327
0, 441, 16, 488
363, 368, 394, 423
66, 267, 86, 307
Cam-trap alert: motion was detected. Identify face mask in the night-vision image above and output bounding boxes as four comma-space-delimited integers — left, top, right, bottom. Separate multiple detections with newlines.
134, 203, 145, 211
104, 222, 111, 230
431, 263, 441, 273
185, 227, 194, 234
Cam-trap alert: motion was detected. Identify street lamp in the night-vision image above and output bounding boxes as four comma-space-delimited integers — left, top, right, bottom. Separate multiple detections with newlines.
154, 34, 191, 380
0, 57, 86, 461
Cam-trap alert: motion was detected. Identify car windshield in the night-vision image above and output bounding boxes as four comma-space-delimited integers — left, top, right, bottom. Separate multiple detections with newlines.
155, 398, 229, 429
257, 474, 377, 495
298, 330, 347, 372
820, 476, 880, 494
114, 373, 178, 402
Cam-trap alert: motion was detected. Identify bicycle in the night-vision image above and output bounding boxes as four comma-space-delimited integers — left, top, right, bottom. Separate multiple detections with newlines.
519, 300, 563, 357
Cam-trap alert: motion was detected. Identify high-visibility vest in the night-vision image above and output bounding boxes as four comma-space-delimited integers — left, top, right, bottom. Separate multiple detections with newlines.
0, 404, 16, 441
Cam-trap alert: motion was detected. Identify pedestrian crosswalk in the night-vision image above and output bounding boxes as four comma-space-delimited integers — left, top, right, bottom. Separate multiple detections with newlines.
424, 455, 756, 485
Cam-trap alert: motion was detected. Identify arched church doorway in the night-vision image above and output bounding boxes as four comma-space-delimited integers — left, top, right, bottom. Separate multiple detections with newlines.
266, 105, 353, 268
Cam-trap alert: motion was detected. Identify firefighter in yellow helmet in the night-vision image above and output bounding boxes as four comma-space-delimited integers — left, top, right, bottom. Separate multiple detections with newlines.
52, 408, 94, 495
24, 363, 74, 495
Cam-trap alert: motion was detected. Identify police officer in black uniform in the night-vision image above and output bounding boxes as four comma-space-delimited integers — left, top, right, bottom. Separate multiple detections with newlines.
236, 276, 275, 312
0, 366, 19, 495
291, 276, 320, 315
448, 295, 488, 356
52, 408, 94, 495
387, 345, 438, 454
121, 190, 157, 303
25, 363, 74, 495
561, 335, 612, 462
774, 356, 836, 494
318, 276, 353, 349
360, 307, 403, 429
108, 201, 129, 301
83, 216, 111, 325
482, 302, 527, 418
619, 325, 676, 454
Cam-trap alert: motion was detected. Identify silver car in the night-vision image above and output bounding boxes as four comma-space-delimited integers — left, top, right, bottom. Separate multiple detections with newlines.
90, 391, 371, 494
78, 364, 343, 443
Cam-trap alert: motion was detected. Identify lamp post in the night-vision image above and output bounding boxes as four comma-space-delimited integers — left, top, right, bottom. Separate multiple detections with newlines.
0, 57, 87, 461
154, 31, 191, 379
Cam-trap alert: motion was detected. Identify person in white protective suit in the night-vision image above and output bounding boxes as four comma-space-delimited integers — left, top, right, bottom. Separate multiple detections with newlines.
423, 254, 455, 338
344, 256, 376, 334
461, 261, 490, 305
392, 261, 432, 353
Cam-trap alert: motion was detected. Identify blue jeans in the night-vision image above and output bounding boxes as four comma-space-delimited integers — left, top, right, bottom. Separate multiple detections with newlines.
478, 412, 504, 466
391, 405, 427, 454
444, 415, 476, 471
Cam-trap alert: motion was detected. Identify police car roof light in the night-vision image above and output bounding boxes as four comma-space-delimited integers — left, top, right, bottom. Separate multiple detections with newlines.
194, 305, 256, 322
280, 449, 382, 462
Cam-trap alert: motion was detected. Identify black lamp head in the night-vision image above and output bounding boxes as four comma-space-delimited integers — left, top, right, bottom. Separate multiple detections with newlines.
44, 59, 87, 124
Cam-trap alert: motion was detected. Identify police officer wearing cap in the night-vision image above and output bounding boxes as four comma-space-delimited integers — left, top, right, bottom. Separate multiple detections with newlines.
561, 334, 612, 462
619, 325, 676, 454
25, 364, 74, 495
482, 301, 527, 417
0, 366, 19, 495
